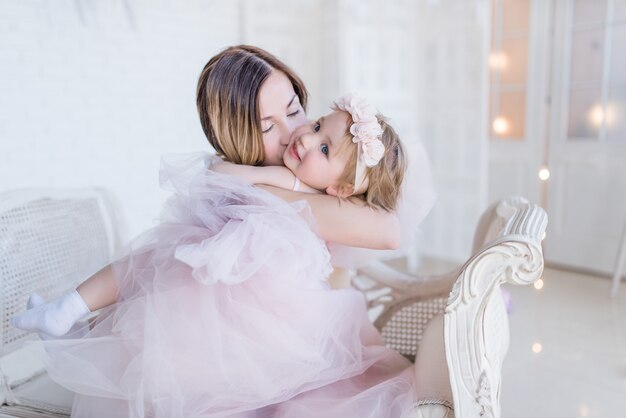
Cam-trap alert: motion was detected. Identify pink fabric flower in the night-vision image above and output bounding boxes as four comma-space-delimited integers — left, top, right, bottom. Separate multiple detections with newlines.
361, 140, 386, 167
333, 93, 385, 168
350, 121, 383, 143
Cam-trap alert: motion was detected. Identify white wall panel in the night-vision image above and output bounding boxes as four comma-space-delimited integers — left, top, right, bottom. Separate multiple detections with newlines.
1, 0, 493, 268
0, 0, 240, 239
414, 0, 490, 264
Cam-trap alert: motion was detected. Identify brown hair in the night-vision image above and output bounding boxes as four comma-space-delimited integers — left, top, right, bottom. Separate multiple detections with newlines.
196, 45, 308, 165
334, 114, 406, 212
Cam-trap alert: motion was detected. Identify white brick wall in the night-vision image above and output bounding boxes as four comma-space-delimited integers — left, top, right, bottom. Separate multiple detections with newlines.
0, 0, 490, 265
0, 0, 240, 239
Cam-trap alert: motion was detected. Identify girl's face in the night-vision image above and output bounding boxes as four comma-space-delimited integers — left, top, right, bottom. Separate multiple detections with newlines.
258, 70, 307, 166
283, 110, 353, 191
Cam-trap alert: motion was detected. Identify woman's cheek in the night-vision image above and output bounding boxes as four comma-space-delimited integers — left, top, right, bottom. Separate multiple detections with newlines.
290, 112, 308, 132
261, 132, 282, 166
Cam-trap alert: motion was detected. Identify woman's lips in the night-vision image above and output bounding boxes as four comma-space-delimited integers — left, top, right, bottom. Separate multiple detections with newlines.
289, 141, 300, 161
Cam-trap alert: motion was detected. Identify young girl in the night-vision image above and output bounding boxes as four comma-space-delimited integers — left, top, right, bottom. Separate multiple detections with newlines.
11, 95, 443, 417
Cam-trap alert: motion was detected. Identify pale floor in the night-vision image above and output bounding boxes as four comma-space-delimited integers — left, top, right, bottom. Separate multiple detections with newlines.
409, 257, 626, 418
500, 267, 626, 418
2, 266, 624, 417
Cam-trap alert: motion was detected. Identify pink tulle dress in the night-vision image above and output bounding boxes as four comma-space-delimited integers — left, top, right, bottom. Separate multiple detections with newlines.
36, 153, 417, 417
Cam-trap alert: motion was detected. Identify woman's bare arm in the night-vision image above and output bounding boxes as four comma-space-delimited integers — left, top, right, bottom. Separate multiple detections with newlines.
258, 185, 401, 250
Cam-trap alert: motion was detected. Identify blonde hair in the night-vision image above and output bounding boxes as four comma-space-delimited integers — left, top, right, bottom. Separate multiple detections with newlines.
334, 114, 406, 212
196, 45, 308, 165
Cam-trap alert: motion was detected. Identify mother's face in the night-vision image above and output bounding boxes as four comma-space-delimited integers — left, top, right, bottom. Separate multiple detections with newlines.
258, 70, 308, 166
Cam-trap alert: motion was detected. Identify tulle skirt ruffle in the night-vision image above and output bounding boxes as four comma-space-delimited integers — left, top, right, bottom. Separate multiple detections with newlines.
36, 153, 416, 417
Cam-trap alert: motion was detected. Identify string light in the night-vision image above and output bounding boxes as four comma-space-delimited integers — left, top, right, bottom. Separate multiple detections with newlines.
492, 117, 510, 135
534, 279, 544, 290
589, 104, 604, 127
532, 343, 542, 353
588, 103, 617, 128
539, 167, 550, 181
488, 52, 508, 70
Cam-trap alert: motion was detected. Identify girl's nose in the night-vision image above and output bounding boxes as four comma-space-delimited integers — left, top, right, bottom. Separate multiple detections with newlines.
299, 131, 317, 150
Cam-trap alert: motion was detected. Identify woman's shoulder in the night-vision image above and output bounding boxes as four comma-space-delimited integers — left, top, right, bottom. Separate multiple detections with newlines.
159, 151, 309, 213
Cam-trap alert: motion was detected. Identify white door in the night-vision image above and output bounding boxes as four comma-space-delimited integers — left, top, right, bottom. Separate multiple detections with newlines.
544, 0, 626, 274
487, 0, 549, 208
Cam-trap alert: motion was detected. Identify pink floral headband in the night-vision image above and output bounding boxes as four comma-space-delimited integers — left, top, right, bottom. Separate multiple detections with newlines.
332, 93, 385, 192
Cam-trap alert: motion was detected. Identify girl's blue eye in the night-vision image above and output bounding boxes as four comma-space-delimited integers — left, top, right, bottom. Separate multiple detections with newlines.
321, 144, 329, 155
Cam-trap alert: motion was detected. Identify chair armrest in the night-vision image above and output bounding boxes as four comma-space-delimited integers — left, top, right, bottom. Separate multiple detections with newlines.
444, 197, 546, 418
358, 196, 546, 418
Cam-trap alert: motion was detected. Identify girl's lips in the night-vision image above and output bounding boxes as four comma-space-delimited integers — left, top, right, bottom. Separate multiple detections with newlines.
289, 141, 300, 161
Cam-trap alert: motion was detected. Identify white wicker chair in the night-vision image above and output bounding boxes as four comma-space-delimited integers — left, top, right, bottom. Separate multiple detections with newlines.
0, 190, 546, 418
0, 188, 123, 417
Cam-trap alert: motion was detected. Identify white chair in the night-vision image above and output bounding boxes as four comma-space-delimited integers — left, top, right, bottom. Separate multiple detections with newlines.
357, 196, 547, 417
610, 218, 626, 297
0, 190, 546, 418
0, 188, 124, 417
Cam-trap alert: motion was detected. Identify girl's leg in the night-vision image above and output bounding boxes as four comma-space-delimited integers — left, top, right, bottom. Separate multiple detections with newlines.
11, 265, 119, 337
76, 264, 119, 311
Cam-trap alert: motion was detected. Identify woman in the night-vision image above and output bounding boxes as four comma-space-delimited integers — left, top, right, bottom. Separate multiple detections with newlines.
194, 45, 453, 417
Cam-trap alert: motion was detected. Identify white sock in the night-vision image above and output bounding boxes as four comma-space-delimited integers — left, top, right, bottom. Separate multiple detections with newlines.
25, 293, 91, 340
11, 289, 91, 337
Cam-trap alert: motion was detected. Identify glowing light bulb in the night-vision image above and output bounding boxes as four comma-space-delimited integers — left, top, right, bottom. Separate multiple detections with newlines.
539, 168, 550, 181
532, 343, 542, 353
488, 52, 508, 70
587, 102, 618, 129
492, 117, 509, 135
534, 279, 544, 290
589, 104, 604, 128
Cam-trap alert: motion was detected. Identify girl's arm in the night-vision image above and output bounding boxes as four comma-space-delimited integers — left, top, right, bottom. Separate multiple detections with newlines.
258, 185, 401, 250
211, 162, 319, 193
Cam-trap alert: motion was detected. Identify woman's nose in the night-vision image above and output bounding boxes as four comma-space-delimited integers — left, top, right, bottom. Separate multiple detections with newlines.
277, 121, 293, 147
286, 115, 308, 141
